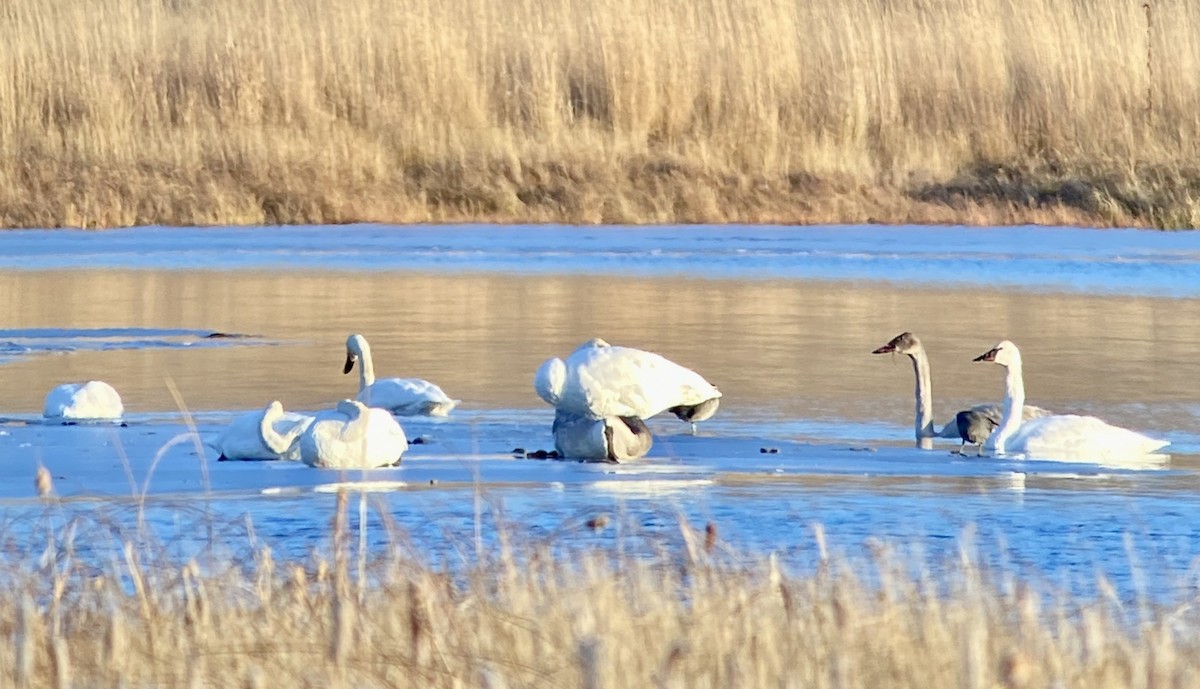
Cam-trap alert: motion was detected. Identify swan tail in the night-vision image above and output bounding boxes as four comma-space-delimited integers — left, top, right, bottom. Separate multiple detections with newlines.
937, 423, 962, 439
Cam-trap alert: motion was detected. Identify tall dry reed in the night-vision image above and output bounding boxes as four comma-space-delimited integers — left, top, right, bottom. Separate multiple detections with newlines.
1, 0, 1199, 228
2, 495, 1199, 689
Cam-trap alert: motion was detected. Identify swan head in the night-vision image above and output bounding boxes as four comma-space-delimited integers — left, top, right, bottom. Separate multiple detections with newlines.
344, 333, 369, 374
575, 337, 611, 352
973, 340, 1021, 367
872, 332, 922, 356
335, 399, 367, 419
534, 357, 567, 406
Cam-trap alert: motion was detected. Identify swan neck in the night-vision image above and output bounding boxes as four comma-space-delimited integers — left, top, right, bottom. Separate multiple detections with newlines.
356, 340, 376, 389
909, 348, 935, 445
991, 360, 1025, 452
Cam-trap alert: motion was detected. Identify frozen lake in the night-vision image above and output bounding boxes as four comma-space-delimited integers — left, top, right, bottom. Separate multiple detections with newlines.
1, 224, 1198, 600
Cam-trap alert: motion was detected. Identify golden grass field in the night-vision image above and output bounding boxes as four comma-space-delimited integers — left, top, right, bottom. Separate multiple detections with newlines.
2, 0, 1199, 228
5, 488, 1200, 689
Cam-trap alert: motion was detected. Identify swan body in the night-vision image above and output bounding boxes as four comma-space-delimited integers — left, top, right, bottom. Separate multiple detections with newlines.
552, 410, 653, 462
295, 399, 409, 469
344, 334, 458, 416
973, 340, 1169, 462
534, 339, 721, 430
213, 401, 314, 461
43, 381, 124, 421
873, 332, 1048, 450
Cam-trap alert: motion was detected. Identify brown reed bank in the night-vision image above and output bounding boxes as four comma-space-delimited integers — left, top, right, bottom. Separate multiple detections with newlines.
1, 0, 1199, 228
3, 498, 1199, 689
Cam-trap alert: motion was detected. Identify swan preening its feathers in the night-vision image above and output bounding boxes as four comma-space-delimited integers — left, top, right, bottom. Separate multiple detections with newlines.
43, 381, 124, 422
293, 399, 409, 469
345, 334, 458, 417
213, 401, 315, 461
872, 332, 1049, 452
973, 340, 1169, 463
535, 338, 720, 461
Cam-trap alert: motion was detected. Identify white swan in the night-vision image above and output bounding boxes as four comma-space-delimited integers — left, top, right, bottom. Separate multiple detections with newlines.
292, 399, 408, 469
873, 332, 1049, 450
344, 334, 458, 416
212, 401, 314, 461
534, 338, 721, 432
973, 340, 1169, 462
551, 410, 653, 462
43, 381, 124, 421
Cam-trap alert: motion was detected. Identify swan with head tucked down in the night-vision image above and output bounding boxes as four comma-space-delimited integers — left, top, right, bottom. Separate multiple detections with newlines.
212, 401, 314, 461
551, 409, 654, 462
344, 334, 458, 416
534, 338, 721, 433
288, 399, 408, 469
872, 332, 1050, 451
43, 381, 124, 422
973, 340, 1169, 461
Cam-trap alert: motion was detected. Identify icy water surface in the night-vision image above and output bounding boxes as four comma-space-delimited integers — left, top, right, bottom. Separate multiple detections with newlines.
1, 224, 1199, 599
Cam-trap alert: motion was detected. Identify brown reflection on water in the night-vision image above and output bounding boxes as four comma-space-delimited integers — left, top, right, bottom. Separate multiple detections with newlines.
0, 271, 1197, 434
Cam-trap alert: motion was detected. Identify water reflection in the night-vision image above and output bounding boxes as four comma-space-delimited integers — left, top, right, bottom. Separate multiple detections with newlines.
0, 270, 1197, 440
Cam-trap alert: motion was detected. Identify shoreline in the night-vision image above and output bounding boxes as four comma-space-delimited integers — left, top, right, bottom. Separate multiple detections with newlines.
0, 168, 1188, 230
5, 0, 1199, 230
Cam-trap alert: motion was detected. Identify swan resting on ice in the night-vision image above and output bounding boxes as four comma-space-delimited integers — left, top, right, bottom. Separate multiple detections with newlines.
551, 409, 653, 462
212, 401, 315, 461
43, 381, 124, 422
292, 399, 409, 469
872, 331, 1049, 451
534, 338, 721, 433
972, 340, 1169, 463
344, 334, 459, 416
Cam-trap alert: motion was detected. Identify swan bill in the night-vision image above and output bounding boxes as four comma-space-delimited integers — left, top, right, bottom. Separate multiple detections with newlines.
973, 347, 1000, 363
343, 352, 357, 374
873, 332, 917, 355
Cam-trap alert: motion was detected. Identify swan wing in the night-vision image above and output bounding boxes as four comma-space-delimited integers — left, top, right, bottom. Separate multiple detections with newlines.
1010, 414, 1170, 462
358, 378, 458, 416
564, 344, 719, 419
215, 408, 275, 460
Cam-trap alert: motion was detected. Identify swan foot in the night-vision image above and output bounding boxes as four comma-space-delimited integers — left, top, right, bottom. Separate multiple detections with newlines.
690, 423, 697, 436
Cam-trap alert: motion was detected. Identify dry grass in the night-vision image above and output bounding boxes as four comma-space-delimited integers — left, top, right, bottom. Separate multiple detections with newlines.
2, 0, 1200, 228
3, 491, 1200, 688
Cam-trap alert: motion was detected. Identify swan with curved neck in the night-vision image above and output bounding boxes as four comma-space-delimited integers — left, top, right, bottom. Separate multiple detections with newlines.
287, 399, 409, 469
973, 340, 1169, 461
344, 334, 458, 416
551, 410, 653, 462
534, 338, 721, 434
212, 401, 314, 461
43, 381, 124, 422
873, 332, 1048, 451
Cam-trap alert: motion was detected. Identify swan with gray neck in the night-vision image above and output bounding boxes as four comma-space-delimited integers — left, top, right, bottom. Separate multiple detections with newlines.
872, 332, 1048, 450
